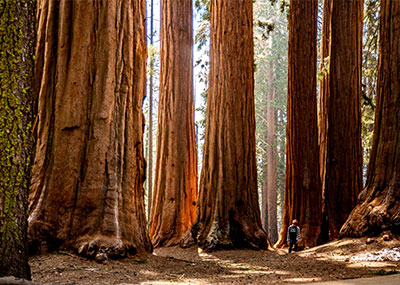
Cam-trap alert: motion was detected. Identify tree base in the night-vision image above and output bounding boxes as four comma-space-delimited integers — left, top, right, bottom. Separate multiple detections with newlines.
191, 216, 271, 252
29, 221, 151, 260
75, 235, 139, 260
339, 191, 400, 238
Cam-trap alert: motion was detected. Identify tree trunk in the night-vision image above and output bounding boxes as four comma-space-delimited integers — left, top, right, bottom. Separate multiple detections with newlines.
322, 0, 363, 239
28, 0, 152, 259
191, 0, 271, 251
318, 0, 332, 244
147, 0, 154, 222
318, 0, 331, 191
276, 0, 323, 249
149, 0, 198, 248
340, 0, 400, 237
266, 56, 278, 244
0, 0, 35, 279
262, 182, 269, 231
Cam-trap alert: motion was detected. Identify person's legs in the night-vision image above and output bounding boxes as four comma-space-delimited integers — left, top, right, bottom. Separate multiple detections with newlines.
294, 241, 298, 252
289, 240, 294, 253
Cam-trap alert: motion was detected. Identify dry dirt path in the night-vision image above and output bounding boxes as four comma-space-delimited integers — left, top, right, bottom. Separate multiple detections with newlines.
27, 237, 399, 284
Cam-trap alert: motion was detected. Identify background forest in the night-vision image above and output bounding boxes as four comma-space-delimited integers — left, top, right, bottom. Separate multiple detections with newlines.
143, 0, 380, 244
1, 0, 399, 283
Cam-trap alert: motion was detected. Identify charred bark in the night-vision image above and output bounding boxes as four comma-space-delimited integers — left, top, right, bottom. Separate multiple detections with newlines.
191, 0, 271, 251
28, 0, 152, 258
340, 0, 400, 237
149, 0, 198, 248
276, 0, 323, 249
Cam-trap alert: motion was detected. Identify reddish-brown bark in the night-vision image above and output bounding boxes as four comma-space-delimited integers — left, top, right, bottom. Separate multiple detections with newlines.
28, 0, 152, 259
191, 0, 271, 251
318, 0, 331, 191
340, 0, 400, 237
322, 0, 363, 239
276, 0, 323, 249
149, 0, 198, 248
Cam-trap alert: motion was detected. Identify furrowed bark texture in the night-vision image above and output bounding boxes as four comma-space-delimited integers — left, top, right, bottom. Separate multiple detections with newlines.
322, 0, 363, 239
276, 0, 323, 249
340, 0, 400, 237
149, 0, 198, 248
191, 0, 271, 251
28, 0, 152, 258
0, 0, 35, 279
318, 0, 332, 243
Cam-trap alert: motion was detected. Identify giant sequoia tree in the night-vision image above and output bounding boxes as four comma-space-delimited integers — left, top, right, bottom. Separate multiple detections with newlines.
320, 0, 363, 240
0, 0, 35, 279
191, 0, 271, 250
340, 0, 400, 237
149, 0, 198, 248
276, 0, 323, 248
28, 0, 152, 259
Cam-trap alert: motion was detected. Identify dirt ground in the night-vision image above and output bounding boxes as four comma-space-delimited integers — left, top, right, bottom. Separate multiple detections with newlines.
29, 236, 400, 284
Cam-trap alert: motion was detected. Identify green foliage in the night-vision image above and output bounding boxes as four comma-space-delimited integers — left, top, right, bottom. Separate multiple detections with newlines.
194, 0, 210, 51
361, 0, 380, 176
371, 269, 399, 276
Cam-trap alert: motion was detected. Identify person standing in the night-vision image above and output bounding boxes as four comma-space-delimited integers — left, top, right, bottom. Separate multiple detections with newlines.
287, 219, 300, 253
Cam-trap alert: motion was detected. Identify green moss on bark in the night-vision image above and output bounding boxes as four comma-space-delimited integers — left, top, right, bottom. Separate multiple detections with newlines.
0, 0, 35, 279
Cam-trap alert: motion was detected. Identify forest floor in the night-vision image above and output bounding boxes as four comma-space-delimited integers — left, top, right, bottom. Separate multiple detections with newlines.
29, 235, 400, 284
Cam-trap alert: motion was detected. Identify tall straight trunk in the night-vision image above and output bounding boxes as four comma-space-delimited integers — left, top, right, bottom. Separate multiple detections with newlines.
28, 0, 152, 259
322, 0, 363, 239
266, 56, 278, 243
276, 0, 323, 249
318, 0, 332, 243
262, 182, 269, 231
318, 0, 331, 190
0, 0, 35, 279
340, 0, 400, 237
191, 0, 271, 251
147, 0, 154, 221
149, 0, 198, 248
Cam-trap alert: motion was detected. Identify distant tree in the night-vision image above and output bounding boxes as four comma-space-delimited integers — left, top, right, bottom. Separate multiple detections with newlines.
276, 0, 324, 248
0, 0, 35, 279
254, 0, 288, 243
340, 0, 400, 237
265, 58, 278, 243
191, 0, 271, 250
149, 0, 198, 248
28, 0, 152, 259
320, 0, 363, 239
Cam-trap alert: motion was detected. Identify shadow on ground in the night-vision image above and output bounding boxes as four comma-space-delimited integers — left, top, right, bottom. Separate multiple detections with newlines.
30, 237, 400, 284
